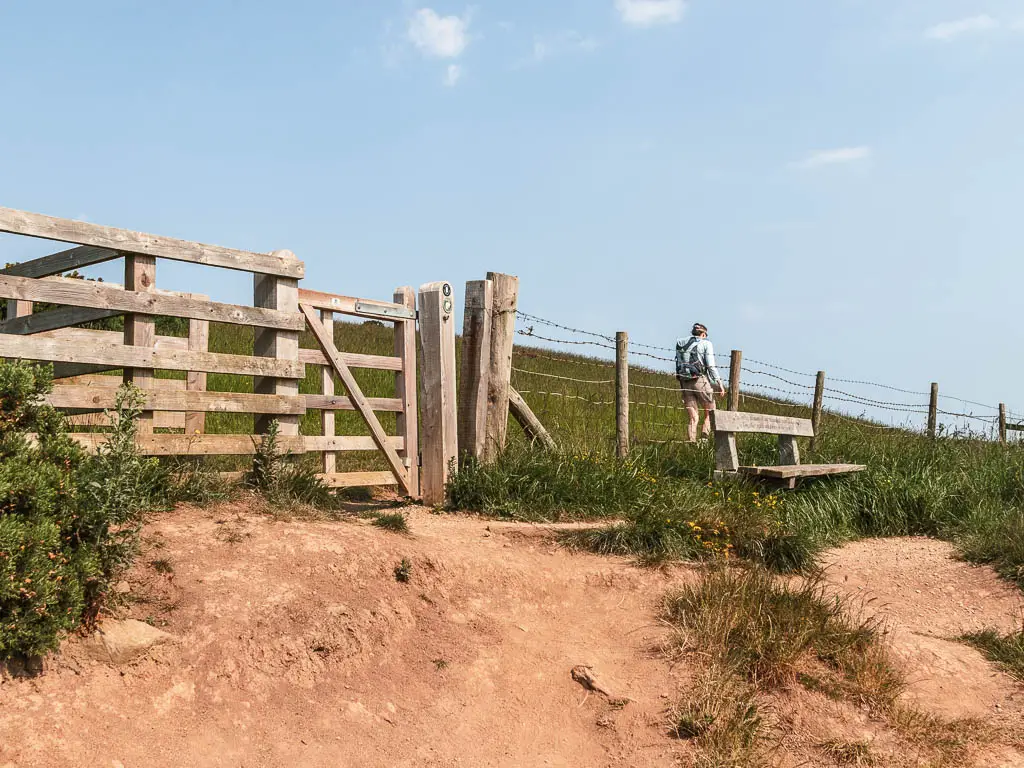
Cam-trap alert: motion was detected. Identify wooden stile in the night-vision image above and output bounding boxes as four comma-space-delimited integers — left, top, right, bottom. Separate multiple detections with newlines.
458, 279, 493, 463
418, 282, 458, 505
483, 272, 518, 463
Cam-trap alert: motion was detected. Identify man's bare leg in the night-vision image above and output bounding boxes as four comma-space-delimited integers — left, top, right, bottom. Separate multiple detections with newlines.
700, 404, 714, 438
686, 405, 699, 442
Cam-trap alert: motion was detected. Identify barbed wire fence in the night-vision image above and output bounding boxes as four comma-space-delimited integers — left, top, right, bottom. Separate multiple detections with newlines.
511, 310, 1009, 449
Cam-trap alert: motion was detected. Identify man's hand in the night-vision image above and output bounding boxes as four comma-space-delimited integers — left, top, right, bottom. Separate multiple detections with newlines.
717, 385, 726, 398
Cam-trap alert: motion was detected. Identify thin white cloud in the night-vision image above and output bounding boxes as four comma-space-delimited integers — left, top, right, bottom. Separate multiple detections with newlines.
520, 30, 598, 67
616, 0, 686, 28
408, 8, 470, 58
925, 14, 998, 41
443, 64, 462, 87
794, 147, 872, 170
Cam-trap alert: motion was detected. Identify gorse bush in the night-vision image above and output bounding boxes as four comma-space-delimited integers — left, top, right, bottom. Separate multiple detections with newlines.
0, 363, 158, 659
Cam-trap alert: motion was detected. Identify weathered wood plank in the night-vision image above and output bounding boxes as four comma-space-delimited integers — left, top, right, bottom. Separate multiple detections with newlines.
298, 348, 403, 371
0, 305, 120, 335
317, 472, 399, 488
0, 273, 304, 330
0, 207, 304, 278
483, 272, 518, 462
47, 385, 305, 414
59, 433, 306, 456
712, 410, 815, 438
297, 288, 414, 320
320, 310, 336, 474
303, 436, 405, 452
67, 411, 186, 429
737, 463, 866, 480
0, 334, 304, 378
394, 286, 420, 499
508, 386, 556, 450
300, 303, 412, 495
458, 279, 492, 462
418, 282, 457, 505
185, 315, 209, 434
0, 245, 120, 279
303, 394, 403, 412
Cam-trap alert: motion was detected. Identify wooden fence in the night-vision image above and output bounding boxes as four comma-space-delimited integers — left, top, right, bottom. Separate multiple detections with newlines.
0, 206, 457, 502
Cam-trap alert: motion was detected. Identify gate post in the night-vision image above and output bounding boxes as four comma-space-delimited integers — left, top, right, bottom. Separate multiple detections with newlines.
394, 286, 420, 499
418, 281, 457, 505
458, 279, 493, 464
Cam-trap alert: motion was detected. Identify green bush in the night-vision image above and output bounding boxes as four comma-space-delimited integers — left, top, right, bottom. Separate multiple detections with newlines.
0, 363, 159, 660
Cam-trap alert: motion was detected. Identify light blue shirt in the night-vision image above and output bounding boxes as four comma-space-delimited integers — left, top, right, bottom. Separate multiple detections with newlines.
675, 336, 723, 387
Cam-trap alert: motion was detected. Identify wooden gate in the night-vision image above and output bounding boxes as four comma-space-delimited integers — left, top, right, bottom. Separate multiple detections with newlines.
0, 206, 457, 501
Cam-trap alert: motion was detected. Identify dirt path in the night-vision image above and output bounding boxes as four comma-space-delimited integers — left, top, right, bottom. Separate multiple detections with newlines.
1, 509, 1023, 767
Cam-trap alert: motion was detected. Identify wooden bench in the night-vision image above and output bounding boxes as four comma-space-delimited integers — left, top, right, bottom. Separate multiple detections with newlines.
711, 411, 865, 489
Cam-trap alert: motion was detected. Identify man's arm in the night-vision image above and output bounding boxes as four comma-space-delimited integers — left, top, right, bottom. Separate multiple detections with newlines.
704, 341, 726, 393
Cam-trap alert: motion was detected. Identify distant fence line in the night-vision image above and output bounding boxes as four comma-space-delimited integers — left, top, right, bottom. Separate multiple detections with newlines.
511, 309, 1015, 449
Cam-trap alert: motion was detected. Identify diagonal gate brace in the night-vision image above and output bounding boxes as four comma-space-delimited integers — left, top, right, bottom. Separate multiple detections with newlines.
299, 303, 413, 496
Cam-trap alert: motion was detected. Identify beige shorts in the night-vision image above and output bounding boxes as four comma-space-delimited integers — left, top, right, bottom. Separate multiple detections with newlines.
678, 375, 716, 408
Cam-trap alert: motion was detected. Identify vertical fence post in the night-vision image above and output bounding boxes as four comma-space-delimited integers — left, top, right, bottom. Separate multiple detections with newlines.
254, 252, 300, 437
810, 370, 825, 450
999, 403, 1007, 444
319, 310, 336, 475
616, 331, 629, 458
927, 382, 939, 438
124, 254, 156, 434
458, 279, 493, 464
394, 286, 420, 499
418, 281, 457, 506
728, 350, 742, 412
184, 294, 209, 436
483, 272, 518, 463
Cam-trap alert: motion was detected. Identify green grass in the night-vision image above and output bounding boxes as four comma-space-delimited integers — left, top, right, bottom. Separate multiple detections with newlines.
372, 512, 410, 534
961, 628, 1024, 681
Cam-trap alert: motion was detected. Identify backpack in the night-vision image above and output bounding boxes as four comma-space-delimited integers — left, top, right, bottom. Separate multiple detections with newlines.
675, 337, 706, 380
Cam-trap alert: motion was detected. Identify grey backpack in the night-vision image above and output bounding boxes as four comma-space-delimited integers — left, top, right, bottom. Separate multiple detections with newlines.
675, 337, 706, 380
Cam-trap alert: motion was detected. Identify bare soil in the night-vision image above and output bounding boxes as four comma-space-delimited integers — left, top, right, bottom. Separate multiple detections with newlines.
1, 507, 1023, 767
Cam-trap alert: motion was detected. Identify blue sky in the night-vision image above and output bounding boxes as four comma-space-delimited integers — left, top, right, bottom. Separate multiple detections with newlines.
2, 1, 1023, 428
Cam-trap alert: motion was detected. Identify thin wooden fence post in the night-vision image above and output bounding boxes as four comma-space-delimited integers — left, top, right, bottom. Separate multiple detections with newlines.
254, 252, 301, 437
999, 403, 1007, 444
418, 281, 457, 505
810, 370, 825, 451
320, 309, 336, 474
394, 286, 420, 499
483, 272, 518, 463
124, 255, 156, 434
616, 331, 629, 458
458, 279, 493, 463
184, 293, 209, 435
927, 382, 939, 438
728, 350, 742, 412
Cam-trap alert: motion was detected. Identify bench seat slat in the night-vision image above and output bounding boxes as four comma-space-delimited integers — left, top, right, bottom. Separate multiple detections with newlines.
712, 410, 814, 437
738, 463, 866, 480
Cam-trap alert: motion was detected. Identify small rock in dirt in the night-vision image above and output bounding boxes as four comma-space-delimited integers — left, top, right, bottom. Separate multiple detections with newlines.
114, 581, 131, 595
84, 619, 177, 665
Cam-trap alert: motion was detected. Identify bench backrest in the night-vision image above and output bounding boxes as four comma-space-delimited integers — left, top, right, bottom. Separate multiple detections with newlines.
711, 411, 813, 473
711, 411, 814, 438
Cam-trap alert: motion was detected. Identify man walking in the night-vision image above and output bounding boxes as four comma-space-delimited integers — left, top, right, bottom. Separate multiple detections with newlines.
676, 322, 726, 442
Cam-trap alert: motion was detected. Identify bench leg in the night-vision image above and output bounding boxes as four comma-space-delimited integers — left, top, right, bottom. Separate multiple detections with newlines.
715, 432, 739, 473
778, 435, 800, 466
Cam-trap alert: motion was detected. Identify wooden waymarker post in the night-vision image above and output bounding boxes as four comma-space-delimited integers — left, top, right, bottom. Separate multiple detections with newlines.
616, 331, 629, 459
927, 382, 939, 438
458, 279, 493, 463
419, 281, 458, 505
728, 350, 742, 412
810, 370, 825, 451
483, 272, 518, 463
